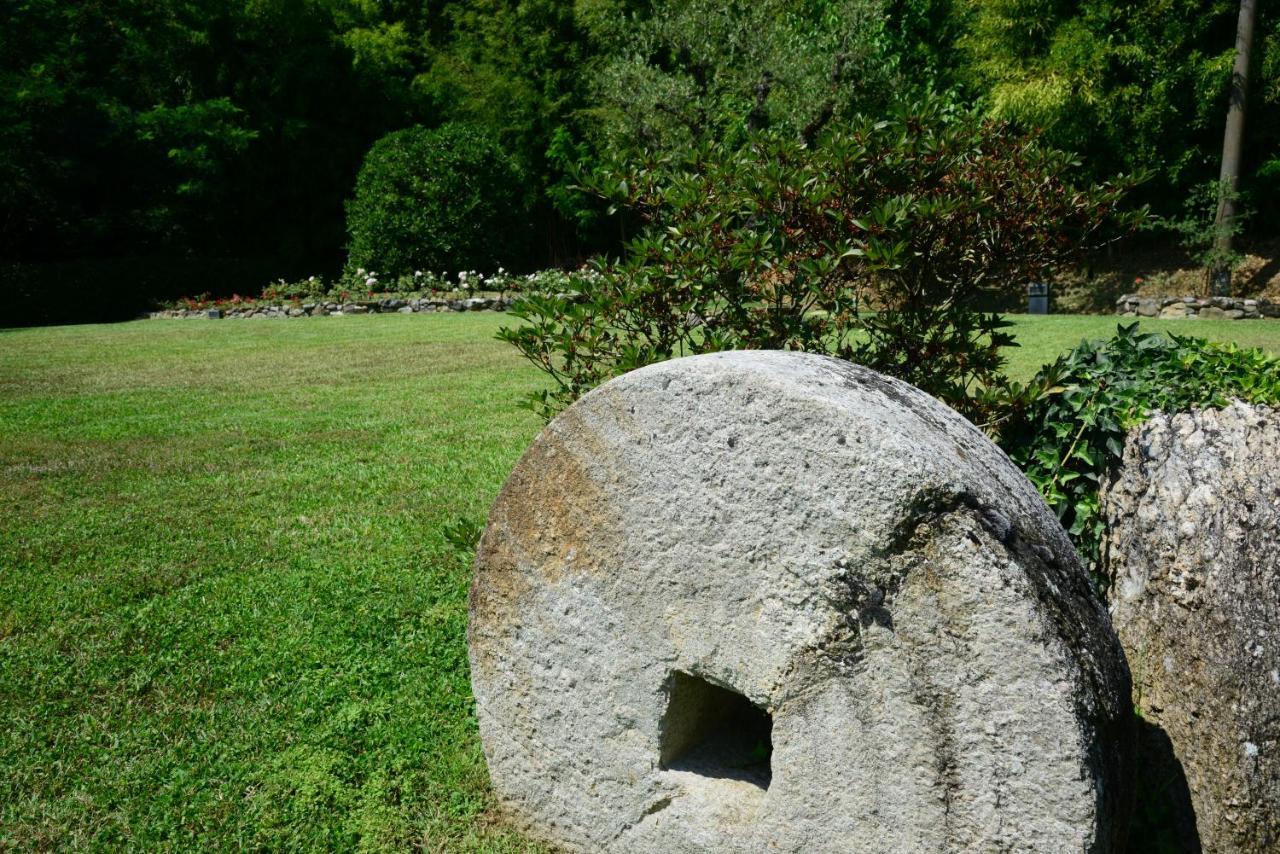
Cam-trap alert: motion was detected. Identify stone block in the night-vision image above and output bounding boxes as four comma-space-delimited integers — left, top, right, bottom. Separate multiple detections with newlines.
1104, 404, 1280, 851
470, 352, 1134, 853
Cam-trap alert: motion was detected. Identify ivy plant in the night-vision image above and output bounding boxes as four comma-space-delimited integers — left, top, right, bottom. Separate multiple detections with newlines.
995, 323, 1280, 584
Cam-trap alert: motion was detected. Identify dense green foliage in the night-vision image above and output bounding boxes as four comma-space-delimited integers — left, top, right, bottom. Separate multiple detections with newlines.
1, 0, 597, 322
2, 1, 388, 265
950, 0, 1280, 219
582, 0, 894, 152
1142, 179, 1251, 285
346, 124, 530, 277
501, 104, 1134, 420
996, 323, 1280, 578
4, 0, 1279, 323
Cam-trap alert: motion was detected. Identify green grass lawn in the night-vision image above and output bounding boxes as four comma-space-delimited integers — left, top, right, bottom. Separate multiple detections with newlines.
3, 312, 1279, 850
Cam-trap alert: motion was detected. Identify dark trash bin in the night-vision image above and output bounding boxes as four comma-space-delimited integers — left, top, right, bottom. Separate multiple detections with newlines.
1027, 282, 1050, 315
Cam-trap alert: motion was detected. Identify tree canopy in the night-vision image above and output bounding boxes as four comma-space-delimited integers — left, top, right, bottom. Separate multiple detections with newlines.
3, 0, 1278, 322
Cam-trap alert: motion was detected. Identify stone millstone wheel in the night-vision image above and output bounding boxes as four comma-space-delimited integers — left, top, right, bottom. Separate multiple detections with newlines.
469, 351, 1133, 852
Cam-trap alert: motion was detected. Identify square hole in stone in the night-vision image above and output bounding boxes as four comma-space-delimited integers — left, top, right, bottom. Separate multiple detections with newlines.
659, 672, 772, 790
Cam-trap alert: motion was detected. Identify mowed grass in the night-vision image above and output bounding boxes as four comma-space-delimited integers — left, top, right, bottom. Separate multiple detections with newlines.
0, 315, 546, 851
2, 312, 1279, 851
1000, 314, 1280, 379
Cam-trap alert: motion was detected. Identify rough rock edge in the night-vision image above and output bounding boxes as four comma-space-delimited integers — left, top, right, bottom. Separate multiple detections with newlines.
472, 352, 1136, 853
1102, 402, 1280, 852
1114, 293, 1280, 319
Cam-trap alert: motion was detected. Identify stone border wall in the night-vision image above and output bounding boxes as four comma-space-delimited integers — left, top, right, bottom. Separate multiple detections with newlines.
1116, 293, 1279, 320
155, 292, 1280, 321
148, 296, 514, 319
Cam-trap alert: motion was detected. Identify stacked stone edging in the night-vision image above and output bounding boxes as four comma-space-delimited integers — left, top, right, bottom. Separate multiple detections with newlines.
1116, 293, 1280, 319
148, 295, 515, 319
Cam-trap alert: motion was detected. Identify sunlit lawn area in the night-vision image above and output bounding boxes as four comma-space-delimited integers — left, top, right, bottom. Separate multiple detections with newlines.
3, 312, 1279, 849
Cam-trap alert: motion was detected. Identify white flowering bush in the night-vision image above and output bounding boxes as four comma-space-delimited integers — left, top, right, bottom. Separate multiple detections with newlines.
161, 265, 604, 310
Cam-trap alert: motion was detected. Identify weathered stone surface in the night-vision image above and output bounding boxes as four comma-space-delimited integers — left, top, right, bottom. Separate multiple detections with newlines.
1103, 403, 1280, 852
1114, 293, 1274, 320
470, 351, 1133, 853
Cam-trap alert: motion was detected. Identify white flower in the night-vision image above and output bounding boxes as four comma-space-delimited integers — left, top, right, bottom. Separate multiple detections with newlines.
357, 268, 366, 276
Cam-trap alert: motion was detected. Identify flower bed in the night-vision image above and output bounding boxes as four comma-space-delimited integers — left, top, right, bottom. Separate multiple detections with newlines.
150, 295, 516, 319
150, 267, 599, 319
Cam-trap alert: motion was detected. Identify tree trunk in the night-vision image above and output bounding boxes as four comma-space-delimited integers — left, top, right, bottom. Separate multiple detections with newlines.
1211, 0, 1258, 295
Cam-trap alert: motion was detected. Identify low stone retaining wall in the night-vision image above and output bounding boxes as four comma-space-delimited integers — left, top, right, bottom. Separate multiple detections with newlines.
149, 296, 515, 319
1115, 293, 1279, 319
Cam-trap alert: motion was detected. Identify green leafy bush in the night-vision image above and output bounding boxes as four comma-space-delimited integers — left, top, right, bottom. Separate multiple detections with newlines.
996, 323, 1280, 581
1143, 179, 1252, 289
501, 101, 1134, 420
345, 123, 532, 277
